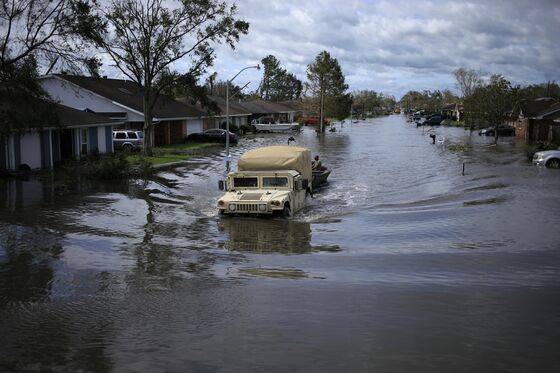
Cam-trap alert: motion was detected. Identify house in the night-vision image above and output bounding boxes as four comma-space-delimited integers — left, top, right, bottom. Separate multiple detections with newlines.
237, 100, 298, 123
441, 102, 463, 121
510, 97, 560, 143
178, 95, 251, 130
39, 74, 207, 146
1, 99, 121, 171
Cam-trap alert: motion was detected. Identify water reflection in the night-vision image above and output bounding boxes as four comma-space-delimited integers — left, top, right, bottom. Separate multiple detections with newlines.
218, 217, 340, 253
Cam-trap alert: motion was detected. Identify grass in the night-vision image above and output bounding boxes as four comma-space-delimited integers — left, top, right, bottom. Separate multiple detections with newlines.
125, 142, 223, 166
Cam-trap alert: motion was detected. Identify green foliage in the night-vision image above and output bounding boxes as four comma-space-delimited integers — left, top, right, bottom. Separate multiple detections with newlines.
239, 124, 253, 134
93, 0, 249, 154
84, 154, 131, 180
306, 51, 350, 120
353, 90, 397, 116
518, 82, 560, 101
0, 0, 104, 138
259, 55, 303, 101
464, 74, 517, 132
399, 89, 458, 113
525, 142, 559, 161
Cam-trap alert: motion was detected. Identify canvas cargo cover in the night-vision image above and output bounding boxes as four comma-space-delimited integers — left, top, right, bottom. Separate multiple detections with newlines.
238, 146, 312, 183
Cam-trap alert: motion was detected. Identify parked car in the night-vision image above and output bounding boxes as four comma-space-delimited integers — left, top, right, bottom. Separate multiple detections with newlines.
478, 127, 515, 136
186, 129, 238, 144
113, 130, 143, 151
532, 148, 560, 168
422, 115, 443, 126
303, 116, 330, 126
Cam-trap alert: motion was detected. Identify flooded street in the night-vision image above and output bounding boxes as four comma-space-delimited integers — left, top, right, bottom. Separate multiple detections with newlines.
1, 115, 560, 372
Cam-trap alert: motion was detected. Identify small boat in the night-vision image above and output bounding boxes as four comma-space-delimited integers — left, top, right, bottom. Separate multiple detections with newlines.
251, 116, 296, 133
253, 122, 297, 132
312, 168, 331, 188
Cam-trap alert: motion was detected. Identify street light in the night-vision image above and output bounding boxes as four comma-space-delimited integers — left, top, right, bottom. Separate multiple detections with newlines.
225, 64, 260, 173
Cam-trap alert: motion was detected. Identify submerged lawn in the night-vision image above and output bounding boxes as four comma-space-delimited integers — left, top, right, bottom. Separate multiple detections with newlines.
126, 142, 223, 165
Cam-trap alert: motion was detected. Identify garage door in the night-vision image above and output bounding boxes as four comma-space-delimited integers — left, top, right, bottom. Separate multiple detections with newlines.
186, 119, 203, 135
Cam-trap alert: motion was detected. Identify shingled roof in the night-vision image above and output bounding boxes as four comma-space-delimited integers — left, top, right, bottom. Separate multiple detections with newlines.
1, 95, 120, 129
518, 97, 559, 118
237, 100, 297, 115
53, 74, 206, 119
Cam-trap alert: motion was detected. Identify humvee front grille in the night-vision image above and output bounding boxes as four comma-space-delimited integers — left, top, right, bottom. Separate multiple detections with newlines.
235, 203, 259, 212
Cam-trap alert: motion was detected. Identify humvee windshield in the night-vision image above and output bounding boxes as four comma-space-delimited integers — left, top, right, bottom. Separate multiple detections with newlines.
263, 176, 289, 188
233, 177, 258, 188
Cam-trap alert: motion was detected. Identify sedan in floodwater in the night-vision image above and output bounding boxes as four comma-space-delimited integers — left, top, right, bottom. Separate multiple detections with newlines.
478, 127, 515, 136
533, 148, 560, 168
186, 129, 238, 144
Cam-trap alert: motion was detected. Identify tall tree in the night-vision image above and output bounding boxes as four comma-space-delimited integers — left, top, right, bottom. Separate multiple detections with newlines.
464, 74, 517, 143
93, 0, 248, 154
0, 0, 104, 138
258, 55, 302, 101
306, 51, 349, 130
453, 67, 482, 98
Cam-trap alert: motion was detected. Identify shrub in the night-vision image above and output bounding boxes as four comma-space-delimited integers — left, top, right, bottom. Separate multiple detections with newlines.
525, 142, 559, 161
84, 153, 131, 180
239, 124, 252, 134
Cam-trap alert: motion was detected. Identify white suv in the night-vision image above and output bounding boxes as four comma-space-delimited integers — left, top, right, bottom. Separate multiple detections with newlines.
113, 130, 143, 152
533, 148, 560, 168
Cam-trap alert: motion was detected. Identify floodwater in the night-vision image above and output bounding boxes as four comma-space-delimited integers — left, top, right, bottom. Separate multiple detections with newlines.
1, 116, 560, 372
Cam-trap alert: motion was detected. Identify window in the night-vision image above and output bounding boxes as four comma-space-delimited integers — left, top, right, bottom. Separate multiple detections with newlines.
127, 132, 137, 139
81, 128, 88, 155
263, 177, 289, 188
115, 132, 126, 139
233, 177, 258, 188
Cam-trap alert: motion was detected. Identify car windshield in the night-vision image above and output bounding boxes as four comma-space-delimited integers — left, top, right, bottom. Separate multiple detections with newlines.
262, 177, 289, 188
233, 177, 258, 188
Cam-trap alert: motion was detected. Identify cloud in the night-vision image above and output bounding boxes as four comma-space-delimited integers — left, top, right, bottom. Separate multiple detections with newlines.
204, 0, 560, 98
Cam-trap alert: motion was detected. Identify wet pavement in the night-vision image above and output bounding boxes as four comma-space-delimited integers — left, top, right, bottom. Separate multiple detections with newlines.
1, 115, 560, 372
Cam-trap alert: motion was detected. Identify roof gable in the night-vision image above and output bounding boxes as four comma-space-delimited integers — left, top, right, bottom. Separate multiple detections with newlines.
51, 74, 206, 119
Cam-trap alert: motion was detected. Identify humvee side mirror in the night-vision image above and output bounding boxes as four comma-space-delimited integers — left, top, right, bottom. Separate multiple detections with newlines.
218, 180, 225, 191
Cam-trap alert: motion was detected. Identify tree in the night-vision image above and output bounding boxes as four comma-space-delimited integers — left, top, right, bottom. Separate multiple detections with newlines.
258, 55, 302, 101
306, 51, 349, 131
93, 0, 248, 154
453, 67, 482, 98
0, 0, 105, 138
464, 74, 517, 143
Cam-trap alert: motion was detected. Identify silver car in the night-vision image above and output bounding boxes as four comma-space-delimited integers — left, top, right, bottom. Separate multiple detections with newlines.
533, 148, 560, 168
113, 130, 143, 152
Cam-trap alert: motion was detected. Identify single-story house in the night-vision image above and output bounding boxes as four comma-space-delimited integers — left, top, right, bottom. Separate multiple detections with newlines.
509, 97, 560, 143
178, 95, 252, 130
39, 74, 207, 146
1, 99, 121, 171
237, 100, 298, 123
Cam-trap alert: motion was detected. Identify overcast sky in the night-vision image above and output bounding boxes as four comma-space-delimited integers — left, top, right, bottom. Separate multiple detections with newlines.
201, 0, 560, 100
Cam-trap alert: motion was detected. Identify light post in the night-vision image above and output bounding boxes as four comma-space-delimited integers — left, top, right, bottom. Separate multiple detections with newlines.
225, 64, 260, 173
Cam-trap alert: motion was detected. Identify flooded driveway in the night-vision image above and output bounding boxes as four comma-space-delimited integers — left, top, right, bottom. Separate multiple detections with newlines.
1, 116, 560, 372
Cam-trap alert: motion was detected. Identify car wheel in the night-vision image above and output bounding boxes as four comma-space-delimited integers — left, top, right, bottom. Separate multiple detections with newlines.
122, 144, 132, 152
546, 158, 560, 169
282, 205, 291, 218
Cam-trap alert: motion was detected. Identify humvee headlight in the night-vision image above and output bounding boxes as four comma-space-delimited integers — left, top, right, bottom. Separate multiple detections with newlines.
258, 203, 267, 212
271, 200, 280, 206
228, 204, 236, 211
218, 200, 225, 206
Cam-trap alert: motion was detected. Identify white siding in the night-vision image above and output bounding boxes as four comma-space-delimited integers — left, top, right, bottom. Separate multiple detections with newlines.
97, 126, 106, 152
20, 133, 42, 169
40, 77, 145, 122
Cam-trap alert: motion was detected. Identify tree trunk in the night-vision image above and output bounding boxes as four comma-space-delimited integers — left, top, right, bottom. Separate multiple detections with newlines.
143, 92, 154, 156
